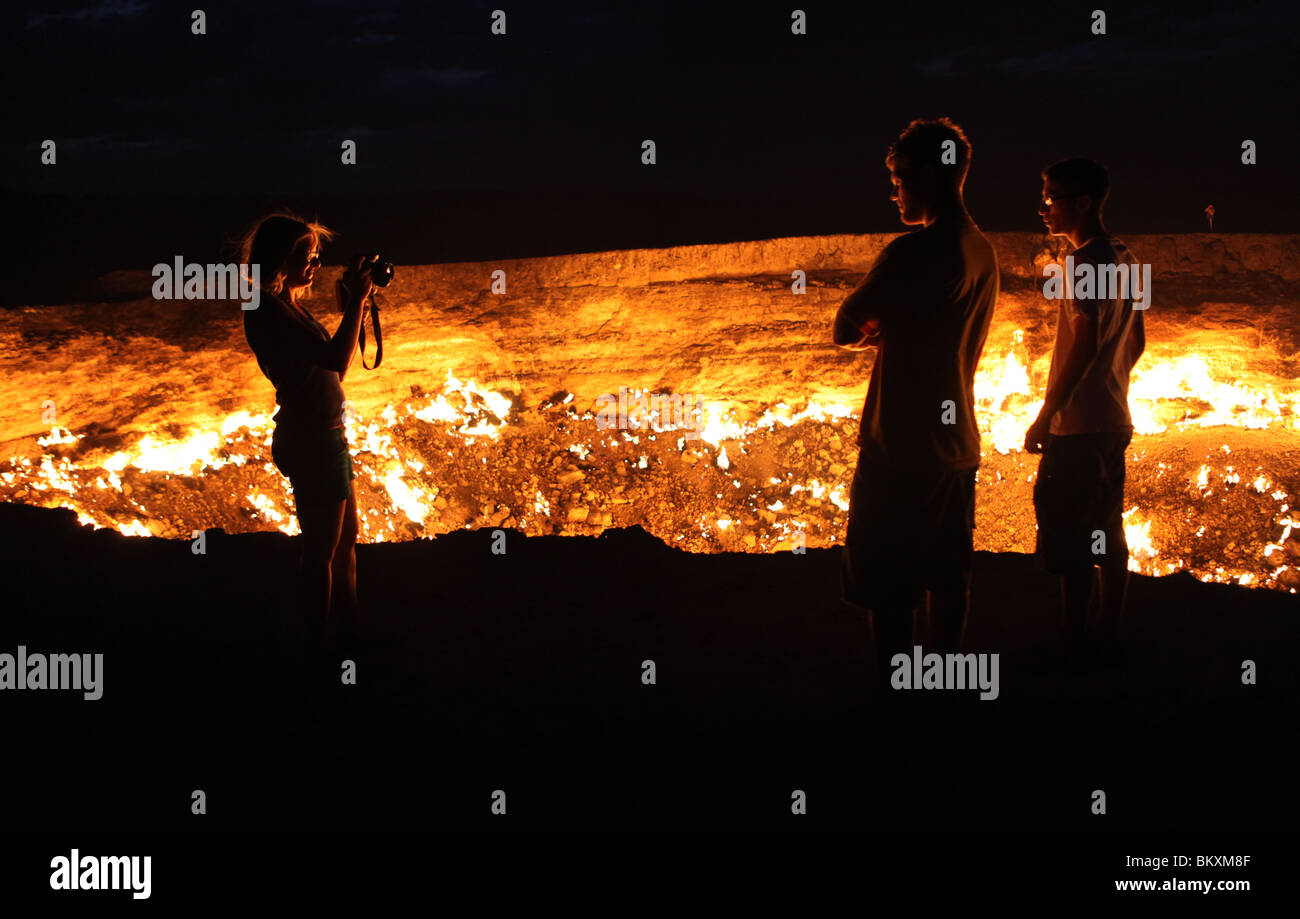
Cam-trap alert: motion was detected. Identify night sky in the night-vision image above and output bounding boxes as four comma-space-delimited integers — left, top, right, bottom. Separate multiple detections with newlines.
8, 0, 1300, 275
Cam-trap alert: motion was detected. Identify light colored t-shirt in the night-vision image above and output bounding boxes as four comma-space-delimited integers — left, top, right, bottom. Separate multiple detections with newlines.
243, 293, 346, 434
1046, 235, 1145, 435
833, 214, 1000, 472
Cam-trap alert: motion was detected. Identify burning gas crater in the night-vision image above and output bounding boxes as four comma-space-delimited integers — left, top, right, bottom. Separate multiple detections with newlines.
3, 324, 1300, 592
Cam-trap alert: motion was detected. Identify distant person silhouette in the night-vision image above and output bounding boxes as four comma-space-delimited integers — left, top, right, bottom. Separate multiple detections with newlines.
833, 118, 999, 679
240, 213, 374, 651
1025, 158, 1145, 664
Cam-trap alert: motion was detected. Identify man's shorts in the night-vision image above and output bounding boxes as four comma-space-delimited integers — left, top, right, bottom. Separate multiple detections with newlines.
1032, 431, 1131, 574
271, 424, 355, 505
840, 460, 977, 612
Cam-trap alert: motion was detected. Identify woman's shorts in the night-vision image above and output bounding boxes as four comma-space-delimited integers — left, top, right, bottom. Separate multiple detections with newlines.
271, 425, 355, 505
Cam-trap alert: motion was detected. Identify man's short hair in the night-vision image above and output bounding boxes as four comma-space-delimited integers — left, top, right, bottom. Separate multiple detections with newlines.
1042, 157, 1110, 213
886, 117, 971, 187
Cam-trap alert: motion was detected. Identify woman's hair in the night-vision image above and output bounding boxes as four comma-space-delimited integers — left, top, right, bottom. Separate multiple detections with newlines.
237, 210, 335, 303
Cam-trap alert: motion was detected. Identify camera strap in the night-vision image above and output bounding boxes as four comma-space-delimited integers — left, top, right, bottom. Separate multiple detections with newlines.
360, 291, 383, 369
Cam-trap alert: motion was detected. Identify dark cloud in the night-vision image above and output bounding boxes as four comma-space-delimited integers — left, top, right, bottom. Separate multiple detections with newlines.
26, 0, 147, 29
9, 0, 1298, 233
993, 4, 1292, 81
375, 65, 493, 93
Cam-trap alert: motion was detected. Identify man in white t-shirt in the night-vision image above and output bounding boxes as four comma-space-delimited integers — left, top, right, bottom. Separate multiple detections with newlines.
1024, 157, 1145, 664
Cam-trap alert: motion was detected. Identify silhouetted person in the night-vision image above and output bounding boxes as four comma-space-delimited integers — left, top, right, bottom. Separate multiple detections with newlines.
240, 213, 374, 652
1025, 158, 1144, 664
833, 118, 999, 679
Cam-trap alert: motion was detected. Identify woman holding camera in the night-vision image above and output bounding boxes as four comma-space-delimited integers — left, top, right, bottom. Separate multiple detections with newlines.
240, 212, 374, 648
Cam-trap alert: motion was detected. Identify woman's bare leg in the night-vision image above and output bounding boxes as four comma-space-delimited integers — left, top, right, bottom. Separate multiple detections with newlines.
295, 494, 346, 629
330, 487, 359, 626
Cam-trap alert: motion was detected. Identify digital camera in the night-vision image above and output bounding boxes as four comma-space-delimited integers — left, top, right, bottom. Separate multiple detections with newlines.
357, 253, 395, 288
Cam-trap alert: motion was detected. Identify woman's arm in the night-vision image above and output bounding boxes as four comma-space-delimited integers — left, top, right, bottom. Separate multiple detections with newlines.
332, 295, 365, 380
329, 257, 374, 375
336, 297, 370, 383
247, 258, 374, 376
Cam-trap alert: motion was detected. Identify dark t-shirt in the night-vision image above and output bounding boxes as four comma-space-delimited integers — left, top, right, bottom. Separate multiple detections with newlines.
833, 215, 999, 472
243, 292, 346, 434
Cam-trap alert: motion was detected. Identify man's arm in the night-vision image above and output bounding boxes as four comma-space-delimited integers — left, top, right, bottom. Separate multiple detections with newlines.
832, 245, 904, 350
1127, 311, 1145, 367
832, 292, 882, 350
1025, 309, 1099, 452
1039, 312, 1099, 422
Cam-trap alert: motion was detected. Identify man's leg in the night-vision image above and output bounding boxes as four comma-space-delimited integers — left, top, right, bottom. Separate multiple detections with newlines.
928, 467, 976, 653
928, 576, 970, 653
1061, 565, 1094, 658
1095, 557, 1128, 644
870, 602, 916, 678
1035, 434, 1097, 661
1093, 433, 1131, 648
841, 461, 908, 681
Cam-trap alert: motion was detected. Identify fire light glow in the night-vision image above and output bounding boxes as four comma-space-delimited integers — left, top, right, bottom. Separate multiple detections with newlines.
2, 322, 1298, 592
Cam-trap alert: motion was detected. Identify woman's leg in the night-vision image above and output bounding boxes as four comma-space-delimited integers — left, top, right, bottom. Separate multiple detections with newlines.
294, 492, 346, 627
330, 486, 359, 624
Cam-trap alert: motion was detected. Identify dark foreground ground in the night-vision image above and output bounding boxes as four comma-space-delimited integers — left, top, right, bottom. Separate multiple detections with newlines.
4, 500, 1297, 834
